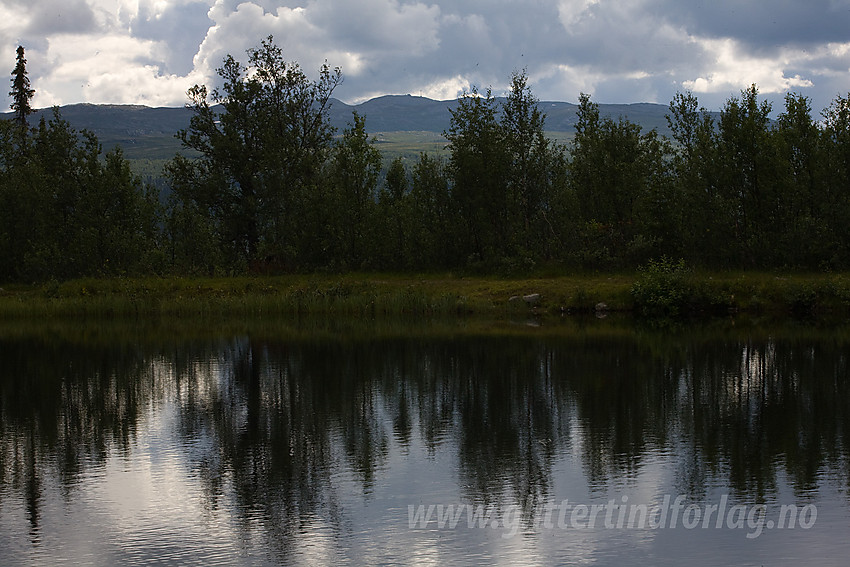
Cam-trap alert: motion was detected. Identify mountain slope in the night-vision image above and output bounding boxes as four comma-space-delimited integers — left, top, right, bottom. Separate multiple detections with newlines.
2, 95, 679, 161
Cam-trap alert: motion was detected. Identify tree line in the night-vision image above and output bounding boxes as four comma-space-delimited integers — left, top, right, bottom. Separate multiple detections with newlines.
0, 47, 161, 281
3, 38, 850, 282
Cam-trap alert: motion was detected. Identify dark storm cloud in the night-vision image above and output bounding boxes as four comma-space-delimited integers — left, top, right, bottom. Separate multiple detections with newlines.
307, 0, 440, 53
349, 0, 705, 102
24, 0, 97, 36
650, 0, 850, 50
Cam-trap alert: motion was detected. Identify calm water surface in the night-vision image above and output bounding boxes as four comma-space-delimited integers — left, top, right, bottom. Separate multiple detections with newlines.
1, 318, 849, 566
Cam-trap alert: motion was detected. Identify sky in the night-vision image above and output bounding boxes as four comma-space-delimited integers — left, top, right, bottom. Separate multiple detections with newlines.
2, 0, 850, 114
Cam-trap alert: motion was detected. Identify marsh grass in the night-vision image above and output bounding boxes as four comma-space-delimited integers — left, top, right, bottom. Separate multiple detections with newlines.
3, 308, 849, 353
2, 271, 850, 320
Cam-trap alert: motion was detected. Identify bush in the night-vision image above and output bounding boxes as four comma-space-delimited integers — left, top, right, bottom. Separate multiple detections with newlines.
630, 257, 692, 317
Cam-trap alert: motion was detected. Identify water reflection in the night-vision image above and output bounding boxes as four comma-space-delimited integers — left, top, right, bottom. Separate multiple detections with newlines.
1, 320, 849, 564
0, 335, 153, 544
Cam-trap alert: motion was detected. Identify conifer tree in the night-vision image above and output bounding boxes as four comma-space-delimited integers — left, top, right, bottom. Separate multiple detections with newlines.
9, 46, 35, 135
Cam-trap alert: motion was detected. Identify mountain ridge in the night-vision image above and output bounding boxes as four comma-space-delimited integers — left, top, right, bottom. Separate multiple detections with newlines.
2, 95, 679, 160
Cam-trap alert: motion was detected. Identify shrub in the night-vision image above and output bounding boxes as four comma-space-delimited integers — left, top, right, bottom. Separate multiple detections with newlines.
630, 257, 691, 317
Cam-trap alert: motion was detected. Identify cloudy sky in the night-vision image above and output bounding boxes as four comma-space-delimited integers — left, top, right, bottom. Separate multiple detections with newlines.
2, 0, 850, 114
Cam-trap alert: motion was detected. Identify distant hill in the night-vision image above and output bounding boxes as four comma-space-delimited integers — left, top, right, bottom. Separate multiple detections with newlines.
342, 95, 677, 138
2, 95, 679, 162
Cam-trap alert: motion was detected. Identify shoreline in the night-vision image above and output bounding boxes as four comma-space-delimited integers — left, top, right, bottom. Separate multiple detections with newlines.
1, 272, 850, 320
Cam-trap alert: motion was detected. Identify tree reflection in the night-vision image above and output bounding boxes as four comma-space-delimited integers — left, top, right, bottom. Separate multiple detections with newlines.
0, 336, 154, 541
550, 336, 682, 491
1, 323, 849, 558
682, 337, 850, 499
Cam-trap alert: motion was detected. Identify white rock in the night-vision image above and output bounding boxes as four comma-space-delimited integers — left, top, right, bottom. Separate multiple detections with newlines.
523, 293, 541, 304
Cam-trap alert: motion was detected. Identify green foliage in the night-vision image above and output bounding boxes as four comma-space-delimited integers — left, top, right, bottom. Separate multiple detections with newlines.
167, 36, 342, 271
10, 43, 850, 282
819, 93, 850, 266
666, 92, 726, 265
443, 72, 565, 270
501, 70, 552, 254
405, 153, 456, 269
631, 257, 693, 317
0, 108, 162, 282
373, 156, 409, 268
568, 93, 673, 268
445, 86, 510, 265
324, 111, 383, 269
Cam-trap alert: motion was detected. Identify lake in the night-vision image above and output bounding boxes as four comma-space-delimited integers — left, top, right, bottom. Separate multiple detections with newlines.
1, 317, 848, 566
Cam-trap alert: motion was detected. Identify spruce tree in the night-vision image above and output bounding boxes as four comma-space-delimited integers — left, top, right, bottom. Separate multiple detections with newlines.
9, 45, 35, 138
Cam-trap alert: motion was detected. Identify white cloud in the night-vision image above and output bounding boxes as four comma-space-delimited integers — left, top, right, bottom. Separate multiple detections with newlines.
34, 33, 204, 107
412, 74, 471, 102
1, 0, 849, 112
557, 0, 600, 28
683, 37, 815, 95
195, 0, 441, 83
192, 3, 321, 83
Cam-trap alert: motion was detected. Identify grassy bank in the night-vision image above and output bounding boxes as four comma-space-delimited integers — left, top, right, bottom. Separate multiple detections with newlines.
0, 273, 620, 318
2, 271, 850, 320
